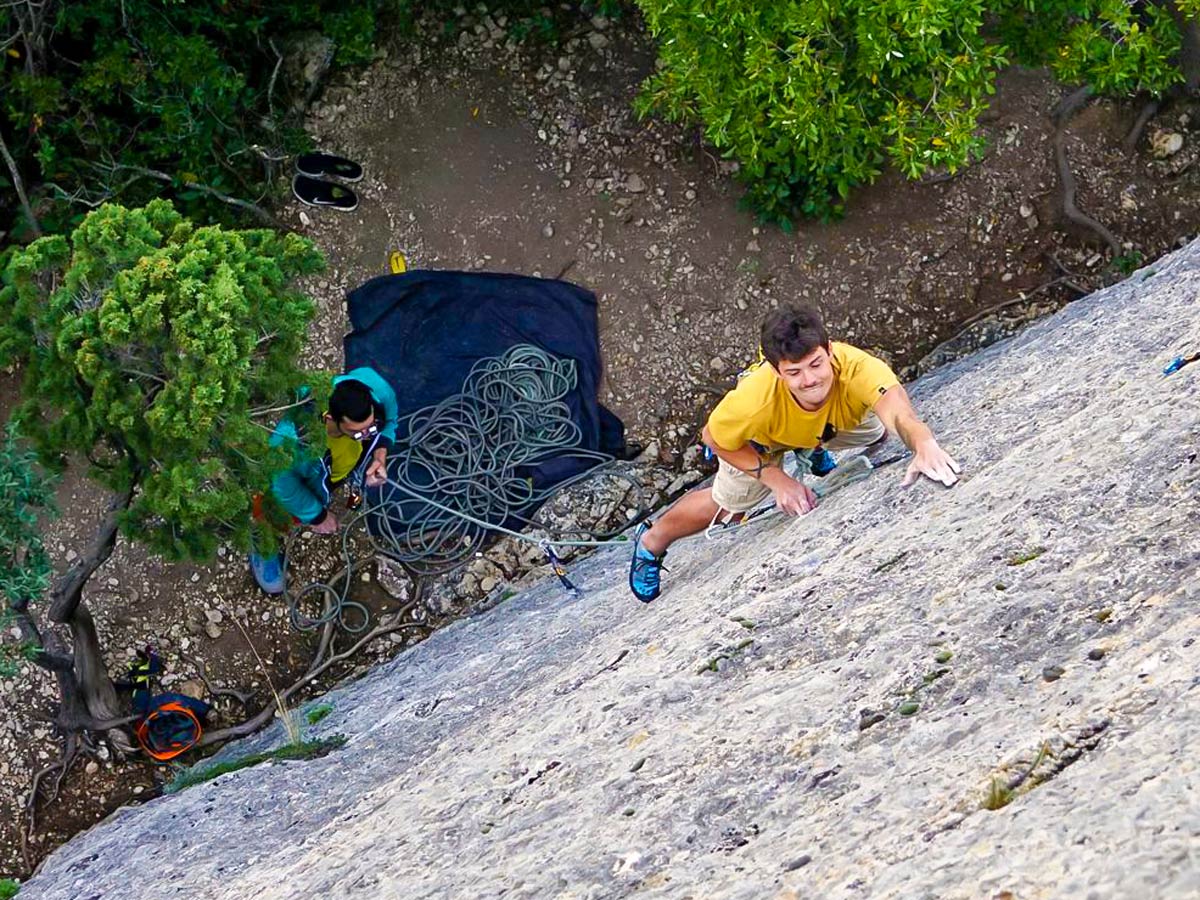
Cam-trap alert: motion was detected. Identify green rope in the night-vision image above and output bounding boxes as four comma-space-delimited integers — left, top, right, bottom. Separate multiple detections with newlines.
364, 345, 643, 576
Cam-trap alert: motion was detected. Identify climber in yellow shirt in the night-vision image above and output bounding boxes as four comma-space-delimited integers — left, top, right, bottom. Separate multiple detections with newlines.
629, 303, 961, 602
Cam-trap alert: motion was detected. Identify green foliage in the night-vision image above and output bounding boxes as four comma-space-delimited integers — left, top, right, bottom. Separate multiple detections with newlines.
0, 877, 19, 899
0, 423, 55, 678
0, 0, 398, 233
634, 0, 1200, 222
305, 702, 334, 725
0, 200, 325, 560
163, 735, 346, 794
998, 0, 1184, 97
1111, 250, 1146, 275
633, 0, 1006, 223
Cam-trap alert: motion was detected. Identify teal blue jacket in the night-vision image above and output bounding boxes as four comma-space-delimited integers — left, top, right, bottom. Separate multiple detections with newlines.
270, 367, 399, 524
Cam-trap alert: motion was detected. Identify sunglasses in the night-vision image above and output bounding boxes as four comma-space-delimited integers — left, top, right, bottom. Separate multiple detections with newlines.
346, 422, 379, 442
327, 413, 379, 442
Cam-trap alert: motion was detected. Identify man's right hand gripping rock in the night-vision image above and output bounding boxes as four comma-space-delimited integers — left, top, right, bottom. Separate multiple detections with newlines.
762, 468, 818, 516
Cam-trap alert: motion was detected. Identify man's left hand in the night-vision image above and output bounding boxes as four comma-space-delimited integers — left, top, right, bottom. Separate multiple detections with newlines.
365, 448, 388, 487
902, 438, 961, 487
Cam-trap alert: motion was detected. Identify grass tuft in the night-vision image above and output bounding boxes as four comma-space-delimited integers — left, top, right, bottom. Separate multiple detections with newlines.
1007, 546, 1047, 566
982, 776, 1013, 810
165, 735, 346, 794
305, 703, 333, 725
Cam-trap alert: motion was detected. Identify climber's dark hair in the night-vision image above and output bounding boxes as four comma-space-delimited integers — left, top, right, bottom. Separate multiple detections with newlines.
328, 379, 373, 424
760, 304, 830, 366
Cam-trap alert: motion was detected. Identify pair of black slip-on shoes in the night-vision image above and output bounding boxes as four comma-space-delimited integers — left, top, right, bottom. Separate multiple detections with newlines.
292, 152, 363, 212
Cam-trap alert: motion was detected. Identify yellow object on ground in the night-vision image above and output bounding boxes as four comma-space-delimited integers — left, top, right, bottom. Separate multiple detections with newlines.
389, 251, 407, 274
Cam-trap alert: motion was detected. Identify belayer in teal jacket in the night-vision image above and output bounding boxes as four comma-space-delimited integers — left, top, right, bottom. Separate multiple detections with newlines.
270, 366, 400, 528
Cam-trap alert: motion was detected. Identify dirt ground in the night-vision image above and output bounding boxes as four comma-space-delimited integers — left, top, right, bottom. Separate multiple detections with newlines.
4, 6, 1200, 879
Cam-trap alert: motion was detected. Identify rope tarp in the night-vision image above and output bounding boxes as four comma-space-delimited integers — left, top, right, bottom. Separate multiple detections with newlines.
343, 270, 628, 574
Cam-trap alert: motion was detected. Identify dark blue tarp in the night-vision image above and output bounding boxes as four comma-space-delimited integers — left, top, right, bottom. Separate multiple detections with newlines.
343, 269, 625, 512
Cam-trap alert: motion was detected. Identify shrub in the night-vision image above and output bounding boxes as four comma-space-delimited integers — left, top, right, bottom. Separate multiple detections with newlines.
633, 0, 1005, 224
633, 0, 1200, 223
0, 0, 396, 235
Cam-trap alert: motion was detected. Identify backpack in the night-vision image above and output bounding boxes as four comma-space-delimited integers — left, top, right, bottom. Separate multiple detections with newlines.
134, 692, 211, 761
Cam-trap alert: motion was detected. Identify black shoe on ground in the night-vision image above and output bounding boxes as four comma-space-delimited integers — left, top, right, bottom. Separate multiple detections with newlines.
292, 174, 359, 211
295, 151, 364, 182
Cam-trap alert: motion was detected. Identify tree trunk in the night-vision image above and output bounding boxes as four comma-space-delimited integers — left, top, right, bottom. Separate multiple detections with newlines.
47, 485, 137, 752
1154, 0, 1200, 93
48, 486, 133, 624
71, 603, 135, 752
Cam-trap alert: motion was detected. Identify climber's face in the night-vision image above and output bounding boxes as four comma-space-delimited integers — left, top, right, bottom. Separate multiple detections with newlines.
775, 345, 834, 411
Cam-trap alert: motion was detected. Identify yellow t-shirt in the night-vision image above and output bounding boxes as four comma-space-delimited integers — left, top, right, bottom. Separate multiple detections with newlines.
327, 433, 365, 483
707, 342, 898, 451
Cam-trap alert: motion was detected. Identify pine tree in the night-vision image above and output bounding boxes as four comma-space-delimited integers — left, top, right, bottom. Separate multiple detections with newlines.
0, 199, 323, 768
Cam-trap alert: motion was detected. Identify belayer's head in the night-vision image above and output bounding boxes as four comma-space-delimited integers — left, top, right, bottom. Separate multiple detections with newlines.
761, 303, 834, 411
327, 378, 378, 441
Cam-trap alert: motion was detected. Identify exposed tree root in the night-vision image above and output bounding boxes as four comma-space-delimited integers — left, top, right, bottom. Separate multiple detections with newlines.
25, 731, 78, 836
181, 654, 254, 707
1124, 98, 1162, 152
1051, 86, 1121, 258
199, 574, 430, 746
921, 253, 1088, 364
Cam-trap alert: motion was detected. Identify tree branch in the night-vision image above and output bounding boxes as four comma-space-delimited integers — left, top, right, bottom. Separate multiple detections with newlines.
48, 483, 135, 624
0, 127, 42, 237
7, 602, 72, 671
95, 164, 283, 228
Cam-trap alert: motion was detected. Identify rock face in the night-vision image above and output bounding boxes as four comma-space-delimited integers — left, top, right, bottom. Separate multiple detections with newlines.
23, 245, 1200, 899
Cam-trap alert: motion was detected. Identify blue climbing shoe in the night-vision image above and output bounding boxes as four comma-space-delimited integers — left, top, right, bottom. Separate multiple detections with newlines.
807, 446, 838, 477
629, 523, 667, 603
249, 550, 285, 595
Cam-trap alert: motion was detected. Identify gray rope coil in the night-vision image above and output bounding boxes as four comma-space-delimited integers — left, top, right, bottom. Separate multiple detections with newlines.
368, 345, 637, 575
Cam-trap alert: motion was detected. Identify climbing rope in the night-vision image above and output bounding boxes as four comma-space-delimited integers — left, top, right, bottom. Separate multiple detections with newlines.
364, 345, 643, 576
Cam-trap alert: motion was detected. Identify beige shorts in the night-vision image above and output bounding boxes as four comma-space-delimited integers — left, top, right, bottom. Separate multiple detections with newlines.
709, 413, 886, 513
